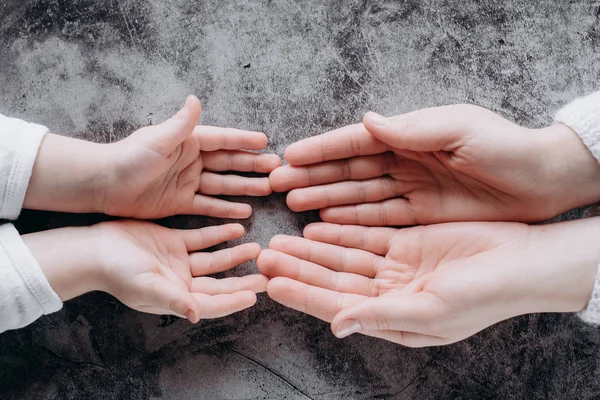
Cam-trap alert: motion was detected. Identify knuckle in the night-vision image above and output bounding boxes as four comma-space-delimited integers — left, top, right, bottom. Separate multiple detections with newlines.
399, 111, 420, 133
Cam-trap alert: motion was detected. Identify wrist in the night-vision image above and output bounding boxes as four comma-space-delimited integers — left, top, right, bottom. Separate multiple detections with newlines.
525, 218, 600, 314
23, 134, 110, 214
536, 124, 600, 211
22, 226, 108, 301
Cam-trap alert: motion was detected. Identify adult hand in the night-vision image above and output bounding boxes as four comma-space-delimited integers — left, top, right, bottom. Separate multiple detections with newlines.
24, 221, 267, 322
25, 95, 281, 219
270, 105, 600, 225
256, 218, 600, 347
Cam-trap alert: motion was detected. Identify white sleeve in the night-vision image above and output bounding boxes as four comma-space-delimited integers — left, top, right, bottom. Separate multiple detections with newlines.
0, 114, 62, 332
554, 91, 600, 162
0, 113, 48, 220
0, 223, 62, 333
554, 92, 600, 324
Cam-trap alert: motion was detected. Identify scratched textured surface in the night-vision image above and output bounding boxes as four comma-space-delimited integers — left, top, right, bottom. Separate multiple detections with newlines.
1, 0, 600, 399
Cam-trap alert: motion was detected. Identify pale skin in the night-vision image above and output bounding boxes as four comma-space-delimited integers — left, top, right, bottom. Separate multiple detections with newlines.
270, 105, 600, 225
24, 222, 266, 322
25, 95, 282, 218
13, 98, 600, 341
262, 104, 600, 347
257, 218, 600, 347
20, 95, 276, 321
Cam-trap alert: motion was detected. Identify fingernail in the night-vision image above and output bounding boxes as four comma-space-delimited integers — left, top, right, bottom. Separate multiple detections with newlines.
365, 111, 389, 129
335, 319, 362, 338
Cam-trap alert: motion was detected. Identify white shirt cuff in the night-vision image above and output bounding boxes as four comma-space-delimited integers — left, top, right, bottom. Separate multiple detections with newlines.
0, 224, 62, 333
0, 114, 48, 220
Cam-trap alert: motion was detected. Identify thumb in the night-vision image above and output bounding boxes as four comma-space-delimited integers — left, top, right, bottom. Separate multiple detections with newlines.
363, 105, 482, 152
330, 295, 436, 338
172, 293, 202, 323
157, 283, 202, 323
148, 95, 202, 154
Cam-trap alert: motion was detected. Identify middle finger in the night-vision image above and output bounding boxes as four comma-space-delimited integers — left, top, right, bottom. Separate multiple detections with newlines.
269, 153, 398, 193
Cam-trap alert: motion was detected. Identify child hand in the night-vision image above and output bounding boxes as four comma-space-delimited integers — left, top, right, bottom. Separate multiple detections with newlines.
24, 96, 281, 219
24, 221, 267, 322
102, 96, 281, 219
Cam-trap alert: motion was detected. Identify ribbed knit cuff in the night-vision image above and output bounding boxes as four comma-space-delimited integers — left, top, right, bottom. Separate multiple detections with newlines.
578, 262, 600, 324
554, 91, 600, 163
554, 92, 600, 324
0, 115, 48, 220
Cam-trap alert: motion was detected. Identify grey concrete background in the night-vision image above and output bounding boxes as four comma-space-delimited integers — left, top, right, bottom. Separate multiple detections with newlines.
1, 0, 599, 398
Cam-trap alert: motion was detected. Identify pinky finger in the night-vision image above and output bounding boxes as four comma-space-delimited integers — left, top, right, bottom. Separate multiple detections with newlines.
187, 194, 252, 219
194, 291, 258, 319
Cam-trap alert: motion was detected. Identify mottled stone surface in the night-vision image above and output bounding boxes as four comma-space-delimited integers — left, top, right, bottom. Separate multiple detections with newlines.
1, 0, 600, 398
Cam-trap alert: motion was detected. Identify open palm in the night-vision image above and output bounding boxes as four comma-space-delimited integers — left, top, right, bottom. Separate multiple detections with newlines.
257, 220, 596, 347
94, 220, 267, 322
103, 96, 281, 219
270, 105, 600, 225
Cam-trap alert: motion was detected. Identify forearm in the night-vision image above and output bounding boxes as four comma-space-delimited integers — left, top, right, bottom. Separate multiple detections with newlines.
523, 217, 600, 317
22, 226, 106, 301
23, 133, 109, 213
537, 123, 600, 210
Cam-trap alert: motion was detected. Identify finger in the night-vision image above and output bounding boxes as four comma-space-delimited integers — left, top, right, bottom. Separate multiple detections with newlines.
146, 95, 202, 155
257, 249, 375, 296
287, 177, 410, 212
198, 172, 272, 196
320, 198, 419, 226
267, 277, 365, 322
303, 223, 396, 256
363, 105, 501, 152
203, 151, 282, 173
140, 279, 202, 323
193, 291, 257, 319
359, 329, 450, 348
193, 126, 268, 151
269, 153, 398, 193
178, 223, 245, 252
185, 194, 252, 219
330, 294, 441, 338
267, 235, 383, 278
190, 242, 261, 276
191, 274, 269, 295
284, 123, 389, 166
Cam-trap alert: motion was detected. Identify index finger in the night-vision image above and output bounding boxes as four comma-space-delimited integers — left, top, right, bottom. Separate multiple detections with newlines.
284, 123, 389, 166
193, 126, 268, 151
